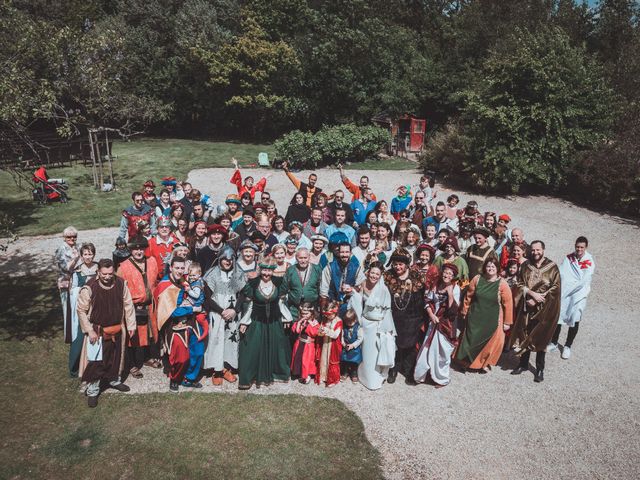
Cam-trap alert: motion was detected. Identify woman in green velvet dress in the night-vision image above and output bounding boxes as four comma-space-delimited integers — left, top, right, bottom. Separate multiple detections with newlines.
238, 256, 292, 389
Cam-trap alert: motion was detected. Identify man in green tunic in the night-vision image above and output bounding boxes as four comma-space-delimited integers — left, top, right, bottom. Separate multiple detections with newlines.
282, 248, 322, 319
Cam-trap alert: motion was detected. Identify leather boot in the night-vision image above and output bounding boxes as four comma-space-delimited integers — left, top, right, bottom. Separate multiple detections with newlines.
534, 369, 544, 383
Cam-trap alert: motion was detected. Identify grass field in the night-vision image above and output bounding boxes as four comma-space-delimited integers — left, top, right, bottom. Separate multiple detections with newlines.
0, 272, 383, 479
0, 138, 415, 237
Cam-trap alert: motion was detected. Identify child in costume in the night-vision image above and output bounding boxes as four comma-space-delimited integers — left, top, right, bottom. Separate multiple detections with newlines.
340, 308, 363, 383
315, 301, 343, 387
290, 302, 320, 384
179, 262, 209, 388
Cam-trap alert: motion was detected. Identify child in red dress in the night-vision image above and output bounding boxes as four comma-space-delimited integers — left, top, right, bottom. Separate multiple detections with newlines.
290, 302, 320, 384
315, 301, 343, 387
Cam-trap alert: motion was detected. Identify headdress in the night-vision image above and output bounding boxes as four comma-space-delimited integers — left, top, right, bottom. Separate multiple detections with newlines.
157, 216, 171, 228
127, 235, 148, 249
389, 247, 412, 265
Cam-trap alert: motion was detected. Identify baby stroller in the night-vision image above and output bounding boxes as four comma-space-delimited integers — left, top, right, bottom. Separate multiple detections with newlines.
32, 166, 69, 204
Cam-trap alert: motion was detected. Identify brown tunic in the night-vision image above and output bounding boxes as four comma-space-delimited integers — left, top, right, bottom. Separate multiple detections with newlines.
509, 258, 561, 352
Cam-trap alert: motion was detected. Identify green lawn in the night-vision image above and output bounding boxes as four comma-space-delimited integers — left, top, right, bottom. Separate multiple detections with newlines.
0, 137, 415, 237
0, 272, 383, 479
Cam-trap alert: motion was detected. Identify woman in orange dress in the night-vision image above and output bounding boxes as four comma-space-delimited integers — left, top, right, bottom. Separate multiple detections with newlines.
455, 257, 513, 373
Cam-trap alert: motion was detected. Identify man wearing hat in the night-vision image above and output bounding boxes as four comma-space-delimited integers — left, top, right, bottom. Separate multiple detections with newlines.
236, 239, 260, 278
464, 226, 498, 278
224, 194, 243, 223
120, 191, 156, 241
203, 246, 246, 385
197, 224, 228, 273
319, 239, 365, 317
146, 216, 177, 280
117, 235, 160, 377
384, 247, 427, 385
233, 207, 256, 241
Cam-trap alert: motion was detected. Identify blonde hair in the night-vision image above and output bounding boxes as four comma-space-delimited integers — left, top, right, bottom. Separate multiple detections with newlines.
63, 226, 78, 237
188, 262, 202, 275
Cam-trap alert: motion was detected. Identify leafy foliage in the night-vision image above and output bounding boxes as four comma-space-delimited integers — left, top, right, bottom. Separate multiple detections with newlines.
274, 124, 390, 168
422, 27, 618, 193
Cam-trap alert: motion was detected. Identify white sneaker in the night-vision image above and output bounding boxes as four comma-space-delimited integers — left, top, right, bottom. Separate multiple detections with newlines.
547, 342, 558, 352
562, 346, 571, 359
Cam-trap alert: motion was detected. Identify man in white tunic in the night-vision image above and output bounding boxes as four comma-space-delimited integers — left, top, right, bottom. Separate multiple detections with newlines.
203, 247, 246, 385
548, 236, 595, 359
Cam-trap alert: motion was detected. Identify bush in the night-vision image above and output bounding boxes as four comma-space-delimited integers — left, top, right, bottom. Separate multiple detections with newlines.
419, 121, 473, 185
568, 110, 640, 216
274, 124, 390, 169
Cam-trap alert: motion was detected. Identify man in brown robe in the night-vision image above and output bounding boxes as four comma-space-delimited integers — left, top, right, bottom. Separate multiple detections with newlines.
78, 258, 136, 407
509, 240, 561, 383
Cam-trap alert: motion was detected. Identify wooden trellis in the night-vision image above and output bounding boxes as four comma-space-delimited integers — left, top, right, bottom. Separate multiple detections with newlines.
88, 128, 116, 190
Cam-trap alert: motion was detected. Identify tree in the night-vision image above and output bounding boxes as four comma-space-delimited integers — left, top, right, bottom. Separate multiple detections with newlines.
194, 12, 304, 136
460, 26, 618, 192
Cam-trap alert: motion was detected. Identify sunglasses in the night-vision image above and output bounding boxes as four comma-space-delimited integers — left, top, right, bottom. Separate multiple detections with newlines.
65, 235, 77, 239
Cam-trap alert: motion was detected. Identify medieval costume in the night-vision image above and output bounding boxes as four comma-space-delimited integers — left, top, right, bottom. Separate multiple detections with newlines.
230, 169, 267, 201
411, 243, 441, 291
238, 275, 292, 389
319, 252, 365, 317
119, 202, 155, 241
112, 237, 131, 271
455, 275, 513, 369
509, 258, 561, 380
203, 248, 246, 381
196, 224, 228, 273
155, 275, 205, 391
464, 227, 498, 278
68, 261, 98, 377
384, 250, 427, 384
550, 250, 595, 356
117, 244, 159, 377
77, 276, 136, 405
415, 275, 461, 386
315, 314, 343, 387
283, 262, 322, 320
56, 240, 80, 347
433, 237, 470, 288
340, 320, 363, 381
348, 285, 396, 390
290, 315, 320, 382
145, 230, 177, 280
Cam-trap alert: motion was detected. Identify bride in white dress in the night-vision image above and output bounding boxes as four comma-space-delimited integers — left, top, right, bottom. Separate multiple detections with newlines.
348, 261, 396, 390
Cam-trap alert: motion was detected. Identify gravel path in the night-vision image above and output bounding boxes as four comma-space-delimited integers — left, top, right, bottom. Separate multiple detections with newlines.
2, 167, 639, 479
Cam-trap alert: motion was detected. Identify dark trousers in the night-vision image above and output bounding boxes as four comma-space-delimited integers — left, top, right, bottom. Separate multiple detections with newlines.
551, 322, 580, 347
126, 345, 145, 371
390, 346, 417, 380
519, 350, 546, 371
341, 361, 359, 378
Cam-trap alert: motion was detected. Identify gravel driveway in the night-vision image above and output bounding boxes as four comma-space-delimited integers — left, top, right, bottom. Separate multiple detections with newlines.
2, 167, 639, 479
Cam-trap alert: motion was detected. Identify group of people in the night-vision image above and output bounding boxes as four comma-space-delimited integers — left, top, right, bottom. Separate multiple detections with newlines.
55, 160, 595, 407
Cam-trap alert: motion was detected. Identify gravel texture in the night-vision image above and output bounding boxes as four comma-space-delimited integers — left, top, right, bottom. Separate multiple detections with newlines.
2, 167, 639, 479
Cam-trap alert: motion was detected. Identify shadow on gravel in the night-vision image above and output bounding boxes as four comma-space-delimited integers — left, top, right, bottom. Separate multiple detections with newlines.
0, 271, 60, 341
0, 251, 53, 276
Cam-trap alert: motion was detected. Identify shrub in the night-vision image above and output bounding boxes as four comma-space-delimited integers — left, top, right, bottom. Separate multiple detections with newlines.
274, 124, 390, 169
568, 109, 640, 216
